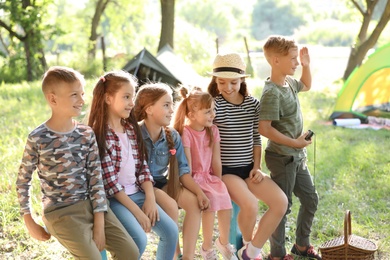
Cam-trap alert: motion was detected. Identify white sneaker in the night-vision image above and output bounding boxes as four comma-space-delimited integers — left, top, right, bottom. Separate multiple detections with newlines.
215, 237, 238, 260
201, 246, 218, 260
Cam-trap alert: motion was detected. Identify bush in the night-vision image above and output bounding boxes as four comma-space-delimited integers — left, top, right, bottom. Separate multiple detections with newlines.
295, 20, 357, 47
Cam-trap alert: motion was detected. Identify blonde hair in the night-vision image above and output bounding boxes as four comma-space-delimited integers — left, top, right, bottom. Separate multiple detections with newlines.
133, 83, 181, 200
42, 66, 85, 94
263, 35, 298, 63
174, 86, 214, 147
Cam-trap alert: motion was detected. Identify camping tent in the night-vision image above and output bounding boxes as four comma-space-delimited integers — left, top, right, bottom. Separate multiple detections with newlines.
123, 48, 181, 87
330, 43, 390, 120
156, 44, 205, 87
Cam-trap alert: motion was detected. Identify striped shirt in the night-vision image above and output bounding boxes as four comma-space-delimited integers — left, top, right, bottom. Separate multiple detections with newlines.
101, 122, 153, 197
213, 95, 261, 167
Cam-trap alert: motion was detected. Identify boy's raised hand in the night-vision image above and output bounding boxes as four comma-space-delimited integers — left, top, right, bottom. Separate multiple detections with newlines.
299, 47, 310, 67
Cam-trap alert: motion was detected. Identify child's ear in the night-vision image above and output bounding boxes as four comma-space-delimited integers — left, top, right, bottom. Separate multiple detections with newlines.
188, 111, 195, 121
273, 56, 279, 65
47, 93, 57, 106
104, 94, 111, 105
145, 106, 153, 116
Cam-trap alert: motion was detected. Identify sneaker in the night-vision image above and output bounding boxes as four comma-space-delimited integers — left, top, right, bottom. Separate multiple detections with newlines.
291, 244, 322, 260
238, 245, 262, 260
201, 246, 218, 260
266, 254, 293, 260
215, 237, 238, 260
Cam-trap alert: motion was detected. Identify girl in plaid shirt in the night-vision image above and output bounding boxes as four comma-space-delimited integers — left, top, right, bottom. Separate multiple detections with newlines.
88, 71, 178, 260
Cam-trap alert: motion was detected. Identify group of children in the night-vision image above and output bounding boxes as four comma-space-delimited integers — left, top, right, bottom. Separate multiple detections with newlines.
16, 35, 321, 260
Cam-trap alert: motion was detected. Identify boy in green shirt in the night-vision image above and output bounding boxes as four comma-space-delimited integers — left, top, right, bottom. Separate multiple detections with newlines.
258, 36, 321, 260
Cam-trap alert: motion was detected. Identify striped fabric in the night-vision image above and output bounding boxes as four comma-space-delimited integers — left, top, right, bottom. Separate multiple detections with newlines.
213, 95, 261, 167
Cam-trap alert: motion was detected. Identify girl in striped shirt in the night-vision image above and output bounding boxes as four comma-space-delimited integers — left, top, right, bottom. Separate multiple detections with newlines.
207, 53, 288, 260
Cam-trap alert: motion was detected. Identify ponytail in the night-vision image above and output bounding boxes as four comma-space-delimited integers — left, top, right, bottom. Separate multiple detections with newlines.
164, 126, 181, 201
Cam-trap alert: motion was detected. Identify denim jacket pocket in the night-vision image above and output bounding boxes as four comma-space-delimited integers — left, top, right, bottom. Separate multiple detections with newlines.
155, 149, 170, 167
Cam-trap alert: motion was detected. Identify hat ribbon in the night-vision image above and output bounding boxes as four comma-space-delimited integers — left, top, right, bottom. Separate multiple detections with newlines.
213, 67, 245, 74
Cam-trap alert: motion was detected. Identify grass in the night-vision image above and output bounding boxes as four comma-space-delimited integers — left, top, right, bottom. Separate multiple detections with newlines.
0, 78, 389, 259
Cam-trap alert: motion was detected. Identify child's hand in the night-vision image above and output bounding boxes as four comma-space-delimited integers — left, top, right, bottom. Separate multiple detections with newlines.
142, 198, 160, 227
249, 168, 265, 184
24, 215, 51, 241
300, 47, 310, 67
295, 131, 313, 148
93, 225, 106, 252
29, 224, 51, 241
135, 210, 152, 233
197, 192, 210, 211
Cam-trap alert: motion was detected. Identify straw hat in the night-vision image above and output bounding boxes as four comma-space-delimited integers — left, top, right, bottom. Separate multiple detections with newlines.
209, 52, 250, 78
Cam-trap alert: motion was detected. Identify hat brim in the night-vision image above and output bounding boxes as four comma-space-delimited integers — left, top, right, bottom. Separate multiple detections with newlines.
208, 71, 250, 78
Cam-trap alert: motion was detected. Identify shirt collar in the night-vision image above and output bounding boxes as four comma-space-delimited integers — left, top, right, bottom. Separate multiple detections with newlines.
140, 122, 166, 142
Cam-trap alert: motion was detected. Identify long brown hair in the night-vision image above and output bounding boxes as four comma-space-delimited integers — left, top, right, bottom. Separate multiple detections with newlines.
207, 76, 249, 97
87, 70, 145, 164
173, 86, 214, 147
134, 83, 181, 200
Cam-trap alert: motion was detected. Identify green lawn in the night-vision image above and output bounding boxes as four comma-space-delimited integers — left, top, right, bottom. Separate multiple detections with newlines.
0, 79, 389, 259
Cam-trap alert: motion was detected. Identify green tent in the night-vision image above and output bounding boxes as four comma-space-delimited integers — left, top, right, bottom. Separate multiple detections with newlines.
330, 44, 390, 120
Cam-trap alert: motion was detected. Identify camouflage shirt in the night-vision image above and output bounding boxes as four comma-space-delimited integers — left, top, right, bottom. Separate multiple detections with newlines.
16, 122, 108, 215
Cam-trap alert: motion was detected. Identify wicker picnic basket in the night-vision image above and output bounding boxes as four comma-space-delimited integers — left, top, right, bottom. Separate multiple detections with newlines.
319, 210, 378, 260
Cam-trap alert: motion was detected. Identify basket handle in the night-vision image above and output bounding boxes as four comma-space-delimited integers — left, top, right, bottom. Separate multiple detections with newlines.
343, 210, 352, 259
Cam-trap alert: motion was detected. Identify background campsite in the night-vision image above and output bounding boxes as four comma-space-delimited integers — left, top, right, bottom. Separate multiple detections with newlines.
1, 0, 389, 259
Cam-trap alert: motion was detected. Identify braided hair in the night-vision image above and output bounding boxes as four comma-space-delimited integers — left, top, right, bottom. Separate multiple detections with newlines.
134, 83, 181, 201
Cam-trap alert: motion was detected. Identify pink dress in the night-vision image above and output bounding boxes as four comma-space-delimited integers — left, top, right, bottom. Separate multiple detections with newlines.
182, 125, 232, 211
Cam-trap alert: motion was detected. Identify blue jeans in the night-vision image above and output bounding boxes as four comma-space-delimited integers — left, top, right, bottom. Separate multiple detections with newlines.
109, 192, 178, 260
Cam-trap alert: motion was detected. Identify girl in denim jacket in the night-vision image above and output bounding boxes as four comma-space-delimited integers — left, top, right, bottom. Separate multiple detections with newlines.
134, 83, 209, 260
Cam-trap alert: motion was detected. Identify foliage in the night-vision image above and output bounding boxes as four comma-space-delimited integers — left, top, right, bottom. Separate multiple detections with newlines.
177, 0, 250, 46
1, 0, 390, 93
251, 0, 308, 40
295, 20, 357, 46
174, 20, 215, 76
0, 0, 59, 82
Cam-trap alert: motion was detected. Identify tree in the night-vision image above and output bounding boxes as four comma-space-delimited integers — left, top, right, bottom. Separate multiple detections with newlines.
251, 0, 307, 41
0, 0, 52, 81
343, 0, 390, 80
158, 0, 175, 52
88, 0, 111, 60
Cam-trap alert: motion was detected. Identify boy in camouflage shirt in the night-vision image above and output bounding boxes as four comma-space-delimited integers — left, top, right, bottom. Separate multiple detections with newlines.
16, 66, 139, 259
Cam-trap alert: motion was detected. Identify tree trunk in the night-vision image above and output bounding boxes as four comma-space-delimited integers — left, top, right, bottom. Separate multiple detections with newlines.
24, 40, 33, 81
158, 0, 175, 52
343, 0, 390, 80
88, 0, 110, 60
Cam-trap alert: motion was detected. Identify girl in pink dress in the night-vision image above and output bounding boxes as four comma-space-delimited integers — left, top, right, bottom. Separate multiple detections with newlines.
174, 86, 238, 260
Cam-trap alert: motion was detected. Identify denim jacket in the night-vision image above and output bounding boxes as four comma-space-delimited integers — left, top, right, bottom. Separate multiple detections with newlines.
140, 123, 190, 181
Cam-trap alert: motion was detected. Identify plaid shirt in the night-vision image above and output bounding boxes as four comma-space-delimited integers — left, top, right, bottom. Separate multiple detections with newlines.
101, 122, 153, 197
